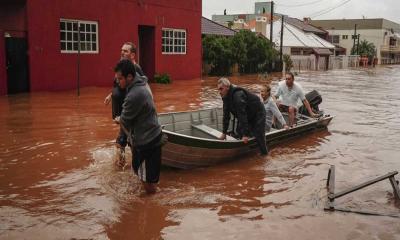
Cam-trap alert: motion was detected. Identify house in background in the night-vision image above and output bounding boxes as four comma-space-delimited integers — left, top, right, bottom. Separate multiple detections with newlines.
311, 18, 400, 64
201, 17, 236, 37
266, 19, 335, 71
0, 0, 202, 95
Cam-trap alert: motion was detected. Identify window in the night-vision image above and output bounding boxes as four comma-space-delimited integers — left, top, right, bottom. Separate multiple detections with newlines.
328, 35, 340, 44
60, 19, 98, 53
342, 35, 348, 40
162, 28, 186, 54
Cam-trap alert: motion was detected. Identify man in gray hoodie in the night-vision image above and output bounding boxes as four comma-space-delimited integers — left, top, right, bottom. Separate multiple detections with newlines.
115, 59, 162, 194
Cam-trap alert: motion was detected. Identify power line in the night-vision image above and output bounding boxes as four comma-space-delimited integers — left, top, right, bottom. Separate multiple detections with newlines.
275, 0, 328, 8
308, 0, 354, 18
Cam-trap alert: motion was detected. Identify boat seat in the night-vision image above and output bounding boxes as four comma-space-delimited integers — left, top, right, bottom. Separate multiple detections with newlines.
191, 124, 236, 140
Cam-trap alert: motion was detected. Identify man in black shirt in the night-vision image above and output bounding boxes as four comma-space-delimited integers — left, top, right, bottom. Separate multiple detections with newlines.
218, 78, 268, 155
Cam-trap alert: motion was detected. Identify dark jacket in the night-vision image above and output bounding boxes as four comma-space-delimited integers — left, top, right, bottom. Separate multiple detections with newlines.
120, 74, 161, 146
222, 85, 265, 136
111, 63, 148, 119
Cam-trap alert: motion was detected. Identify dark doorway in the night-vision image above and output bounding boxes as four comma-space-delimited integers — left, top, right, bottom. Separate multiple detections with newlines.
138, 25, 155, 81
6, 37, 29, 94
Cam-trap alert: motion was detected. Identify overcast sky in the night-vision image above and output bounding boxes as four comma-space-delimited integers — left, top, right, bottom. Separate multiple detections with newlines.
202, 0, 400, 23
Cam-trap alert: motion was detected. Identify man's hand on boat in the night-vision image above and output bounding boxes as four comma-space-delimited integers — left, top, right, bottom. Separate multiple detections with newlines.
219, 133, 227, 140
242, 136, 249, 144
310, 112, 320, 118
283, 124, 289, 130
114, 116, 120, 124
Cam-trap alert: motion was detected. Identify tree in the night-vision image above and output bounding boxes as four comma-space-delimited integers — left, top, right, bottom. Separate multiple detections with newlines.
202, 31, 279, 75
202, 35, 234, 75
231, 30, 278, 74
283, 54, 293, 72
351, 40, 376, 58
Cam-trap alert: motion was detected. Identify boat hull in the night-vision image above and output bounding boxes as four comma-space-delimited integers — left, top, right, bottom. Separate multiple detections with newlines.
159, 108, 333, 169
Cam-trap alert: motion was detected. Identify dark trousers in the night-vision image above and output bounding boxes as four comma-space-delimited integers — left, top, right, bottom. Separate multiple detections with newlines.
236, 109, 267, 155
249, 109, 268, 155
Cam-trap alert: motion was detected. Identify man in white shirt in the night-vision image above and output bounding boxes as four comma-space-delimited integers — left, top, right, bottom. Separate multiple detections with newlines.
275, 72, 318, 127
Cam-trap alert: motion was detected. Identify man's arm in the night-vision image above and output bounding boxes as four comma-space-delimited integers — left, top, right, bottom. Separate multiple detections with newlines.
120, 93, 142, 133
302, 99, 318, 118
104, 92, 112, 105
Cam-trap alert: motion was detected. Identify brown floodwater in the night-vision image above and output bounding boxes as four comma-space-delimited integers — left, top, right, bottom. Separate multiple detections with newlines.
1, 66, 400, 239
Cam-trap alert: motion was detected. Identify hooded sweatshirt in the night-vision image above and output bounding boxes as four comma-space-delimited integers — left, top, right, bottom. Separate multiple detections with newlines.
120, 74, 161, 146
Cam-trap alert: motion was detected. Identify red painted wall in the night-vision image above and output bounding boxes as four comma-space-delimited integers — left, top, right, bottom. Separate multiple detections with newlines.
23, 0, 201, 93
0, 3, 27, 37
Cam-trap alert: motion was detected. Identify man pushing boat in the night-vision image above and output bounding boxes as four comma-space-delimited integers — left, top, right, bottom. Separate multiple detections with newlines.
217, 78, 268, 156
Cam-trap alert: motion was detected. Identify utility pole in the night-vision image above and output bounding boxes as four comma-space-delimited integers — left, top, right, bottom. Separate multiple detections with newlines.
269, 1, 274, 71
357, 34, 360, 55
269, 1, 274, 45
280, 15, 284, 63
77, 22, 81, 97
352, 24, 357, 55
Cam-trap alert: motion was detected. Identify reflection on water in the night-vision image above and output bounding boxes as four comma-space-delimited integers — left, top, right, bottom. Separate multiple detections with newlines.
1, 67, 400, 239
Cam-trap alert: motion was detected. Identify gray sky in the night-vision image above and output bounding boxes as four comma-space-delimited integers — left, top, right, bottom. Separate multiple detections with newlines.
202, 0, 400, 23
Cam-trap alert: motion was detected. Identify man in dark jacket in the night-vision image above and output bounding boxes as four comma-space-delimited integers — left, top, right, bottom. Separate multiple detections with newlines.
217, 78, 268, 155
115, 59, 162, 194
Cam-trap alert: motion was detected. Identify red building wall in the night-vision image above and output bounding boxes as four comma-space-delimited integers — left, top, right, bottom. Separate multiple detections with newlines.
23, 0, 201, 92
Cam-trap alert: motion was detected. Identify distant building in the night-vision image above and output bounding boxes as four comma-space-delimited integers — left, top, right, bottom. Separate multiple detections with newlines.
212, 1, 272, 26
311, 18, 400, 64
266, 19, 335, 70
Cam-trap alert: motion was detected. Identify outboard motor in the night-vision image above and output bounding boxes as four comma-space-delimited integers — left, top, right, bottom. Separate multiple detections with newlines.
298, 90, 322, 116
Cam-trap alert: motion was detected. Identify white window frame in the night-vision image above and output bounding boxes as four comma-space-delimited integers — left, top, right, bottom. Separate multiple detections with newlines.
60, 18, 99, 54
162, 28, 187, 55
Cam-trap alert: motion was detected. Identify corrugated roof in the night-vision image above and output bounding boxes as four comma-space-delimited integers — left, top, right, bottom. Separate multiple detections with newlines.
285, 17, 326, 34
202, 17, 237, 36
265, 20, 335, 49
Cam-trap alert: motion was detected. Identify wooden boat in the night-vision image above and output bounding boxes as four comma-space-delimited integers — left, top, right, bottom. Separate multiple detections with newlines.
159, 107, 333, 169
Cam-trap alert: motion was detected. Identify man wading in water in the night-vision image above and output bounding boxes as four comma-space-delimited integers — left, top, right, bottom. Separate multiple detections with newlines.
115, 59, 163, 194
104, 42, 145, 168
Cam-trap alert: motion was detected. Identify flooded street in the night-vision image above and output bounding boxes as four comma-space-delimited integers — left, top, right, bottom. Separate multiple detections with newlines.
1, 66, 400, 239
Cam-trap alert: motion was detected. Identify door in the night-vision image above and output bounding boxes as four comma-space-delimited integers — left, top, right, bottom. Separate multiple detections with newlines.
6, 37, 29, 94
138, 25, 155, 81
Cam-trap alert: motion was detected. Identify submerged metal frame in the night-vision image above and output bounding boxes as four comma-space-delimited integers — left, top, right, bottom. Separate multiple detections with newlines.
325, 165, 400, 217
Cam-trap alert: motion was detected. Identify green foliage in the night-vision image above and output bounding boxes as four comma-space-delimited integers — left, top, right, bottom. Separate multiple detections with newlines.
202, 35, 234, 75
283, 54, 293, 72
202, 30, 279, 76
154, 73, 171, 84
351, 40, 376, 57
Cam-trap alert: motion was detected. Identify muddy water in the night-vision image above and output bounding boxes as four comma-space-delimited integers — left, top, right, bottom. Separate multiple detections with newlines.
1, 66, 400, 239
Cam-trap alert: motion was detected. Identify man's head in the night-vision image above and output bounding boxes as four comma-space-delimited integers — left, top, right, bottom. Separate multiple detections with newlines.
120, 42, 137, 61
285, 72, 295, 88
217, 77, 231, 98
114, 59, 136, 89
260, 85, 271, 100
